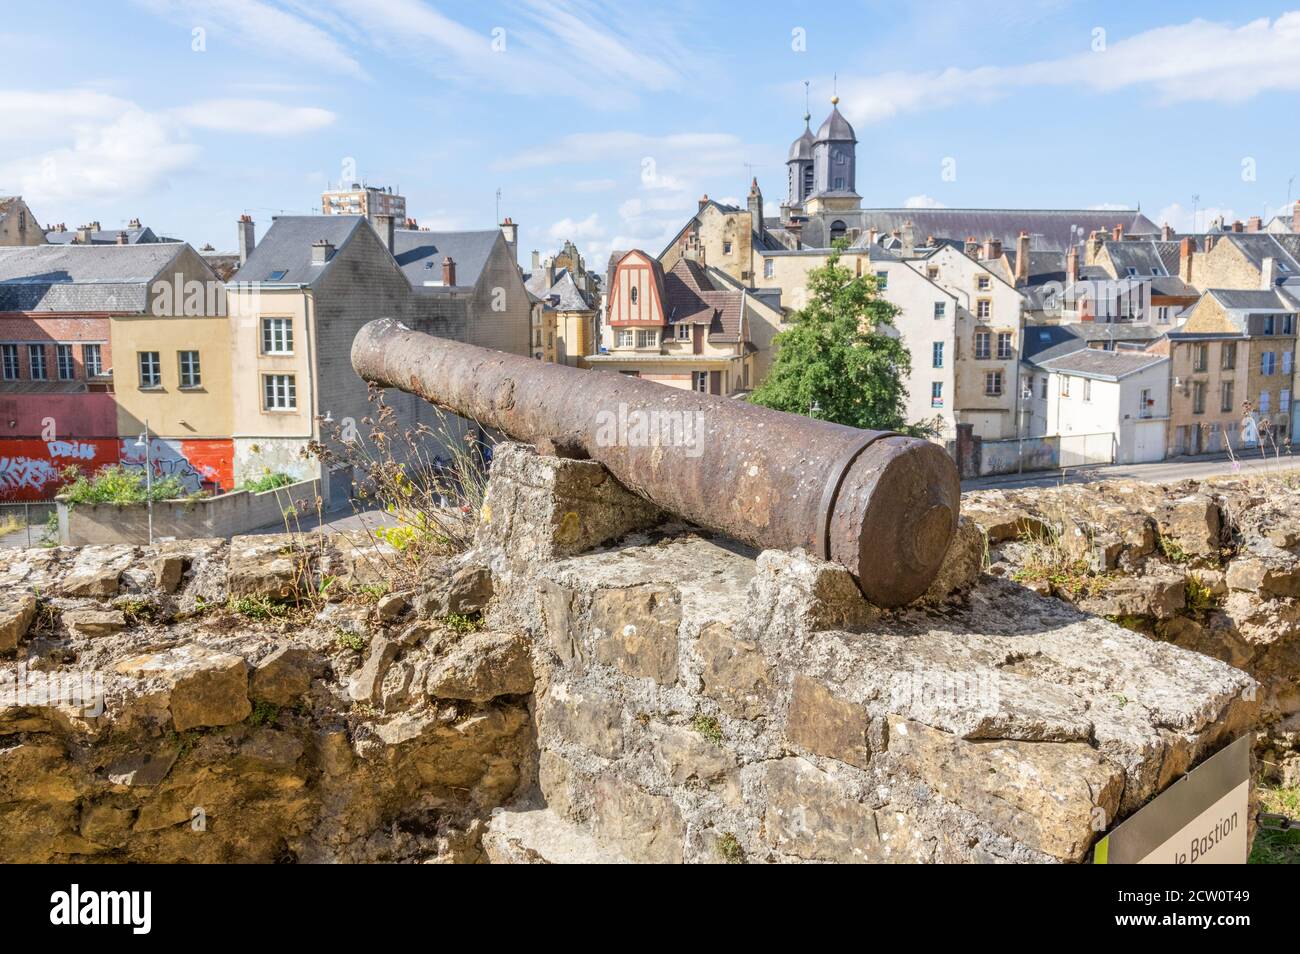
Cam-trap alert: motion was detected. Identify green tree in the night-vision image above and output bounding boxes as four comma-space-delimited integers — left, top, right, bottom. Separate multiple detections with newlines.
750, 248, 923, 433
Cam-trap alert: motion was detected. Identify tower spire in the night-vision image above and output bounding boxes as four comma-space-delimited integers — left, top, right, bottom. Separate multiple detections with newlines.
831, 73, 839, 106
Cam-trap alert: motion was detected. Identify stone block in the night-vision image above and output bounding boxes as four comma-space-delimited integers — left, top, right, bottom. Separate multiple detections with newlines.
426, 632, 534, 702
759, 757, 882, 863
591, 776, 684, 864
0, 595, 37, 652
786, 674, 873, 769
590, 584, 679, 685
697, 622, 772, 720
115, 645, 251, 731
541, 682, 624, 759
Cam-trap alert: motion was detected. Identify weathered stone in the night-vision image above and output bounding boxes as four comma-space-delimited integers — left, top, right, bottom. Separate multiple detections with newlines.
920, 517, 985, 602
106, 747, 180, 788
786, 674, 873, 769
79, 802, 136, 848
59, 550, 130, 598
537, 580, 581, 665
887, 716, 1124, 861
697, 622, 772, 719
590, 584, 679, 685
348, 636, 399, 704
116, 645, 251, 731
62, 608, 127, 637
418, 565, 494, 618
483, 807, 631, 864
646, 722, 733, 785
542, 682, 623, 758
151, 554, 185, 593
1075, 572, 1186, 620
227, 534, 307, 600
961, 501, 1050, 545
251, 645, 323, 705
591, 776, 684, 864
0, 594, 37, 651
1225, 550, 1300, 598
1158, 495, 1224, 560
426, 632, 534, 702
760, 757, 882, 863
376, 592, 409, 621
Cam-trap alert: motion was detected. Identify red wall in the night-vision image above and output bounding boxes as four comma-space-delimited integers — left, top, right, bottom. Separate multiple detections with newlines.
0, 392, 118, 439
0, 438, 120, 500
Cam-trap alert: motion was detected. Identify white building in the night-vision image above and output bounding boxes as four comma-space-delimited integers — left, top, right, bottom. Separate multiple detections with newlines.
1023, 348, 1170, 464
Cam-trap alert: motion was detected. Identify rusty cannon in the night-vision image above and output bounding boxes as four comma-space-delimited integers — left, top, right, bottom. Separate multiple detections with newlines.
351, 318, 960, 607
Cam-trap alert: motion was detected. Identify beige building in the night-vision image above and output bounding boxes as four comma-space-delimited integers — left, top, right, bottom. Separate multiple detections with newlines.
525, 249, 598, 367
321, 182, 406, 227
0, 197, 44, 247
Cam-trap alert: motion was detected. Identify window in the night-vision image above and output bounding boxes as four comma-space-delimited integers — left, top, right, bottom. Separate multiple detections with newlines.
1259, 391, 1271, 415
616, 329, 634, 348
974, 331, 991, 359
1262, 351, 1277, 376
83, 344, 102, 377
997, 332, 1013, 359
764, 259, 774, 279
56, 344, 74, 380
976, 299, 991, 319
138, 351, 160, 388
1157, 306, 1171, 324
1082, 378, 1092, 402
976, 275, 991, 291
693, 371, 708, 393
932, 342, 944, 368
1126, 267, 1138, 277
984, 371, 1003, 396
1283, 389, 1292, 414
931, 381, 943, 407
636, 329, 658, 349
1061, 376, 1071, 397
874, 271, 888, 290
263, 374, 297, 410
261, 318, 293, 354
1039, 376, 1048, 399
28, 344, 46, 380
1264, 316, 1276, 336
1221, 342, 1236, 370
629, 287, 638, 305
1140, 387, 1153, 418
1192, 381, 1206, 415
1, 344, 17, 380
1221, 380, 1234, 413
179, 351, 201, 388
1285, 351, 1294, 376
676, 324, 690, 341
1285, 315, 1295, 335
927, 266, 939, 279
1193, 344, 1208, 372
267, 270, 288, 282
933, 302, 946, 320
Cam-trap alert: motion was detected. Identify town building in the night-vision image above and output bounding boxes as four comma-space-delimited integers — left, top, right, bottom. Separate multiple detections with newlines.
589, 250, 782, 395
524, 244, 598, 367
0, 197, 44, 247
0, 242, 230, 498
44, 218, 167, 245
321, 182, 406, 229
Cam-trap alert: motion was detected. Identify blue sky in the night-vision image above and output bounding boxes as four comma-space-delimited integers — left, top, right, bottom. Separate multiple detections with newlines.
3, 1, 1300, 264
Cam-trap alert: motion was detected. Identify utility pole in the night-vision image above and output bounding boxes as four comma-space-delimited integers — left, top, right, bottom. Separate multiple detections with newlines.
136, 421, 153, 545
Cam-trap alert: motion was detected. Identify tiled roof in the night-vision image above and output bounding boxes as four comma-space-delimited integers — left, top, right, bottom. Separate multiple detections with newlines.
525, 267, 592, 312
0, 242, 186, 312
45, 226, 159, 245
1039, 348, 1167, 380
662, 258, 744, 342
231, 215, 366, 286
394, 228, 500, 291
1209, 288, 1299, 311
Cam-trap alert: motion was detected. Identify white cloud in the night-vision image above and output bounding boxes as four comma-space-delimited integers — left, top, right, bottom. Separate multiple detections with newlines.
172, 99, 336, 135
548, 213, 605, 241
904, 194, 946, 209
835, 12, 1300, 125
131, 0, 368, 79
1156, 202, 1236, 233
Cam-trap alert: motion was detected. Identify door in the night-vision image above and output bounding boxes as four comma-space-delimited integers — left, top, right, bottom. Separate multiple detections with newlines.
1132, 420, 1165, 463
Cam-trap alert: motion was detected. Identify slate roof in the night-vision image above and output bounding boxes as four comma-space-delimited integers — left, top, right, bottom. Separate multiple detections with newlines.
1038, 348, 1167, 381
848, 209, 1159, 253
1208, 288, 1300, 311
815, 105, 856, 142
525, 267, 592, 312
1215, 233, 1300, 274
393, 228, 501, 291
0, 242, 186, 312
231, 215, 366, 286
1022, 323, 1088, 362
788, 123, 815, 161
45, 226, 160, 245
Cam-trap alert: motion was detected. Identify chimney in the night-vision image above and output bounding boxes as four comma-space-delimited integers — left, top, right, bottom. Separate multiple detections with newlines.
375, 214, 396, 252
238, 215, 255, 265
867, 227, 878, 247
1247, 215, 1262, 233
1292, 201, 1300, 233
901, 220, 915, 256
1015, 230, 1030, 285
1262, 256, 1278, 289
311, 239, 334, 265
1087, 230, 1105, 264
1161, 222, 1174, 241
404, 217, 418, 229
115, 231, 128, 245
531, 250, 541, 272
75, 224, 94, 244
546, 260, 556, 286
982, 236, 1002, 260
442, 256, 456, 286
128, 217, 142, 229
1179, 236, 1196, 284
1232, 220, 1244, 232
500, 216, 518, 254
964, 235, 979, 257
748, 178, 765, 242
698, 194, 710, 213
1066, 245, 1079, 284
1111, 224, 1124, 242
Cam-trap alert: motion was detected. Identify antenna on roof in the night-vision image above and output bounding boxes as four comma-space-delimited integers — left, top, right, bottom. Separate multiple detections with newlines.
831, 73, 839, 106
495, 187, 502, 224
803, 80, 810, 123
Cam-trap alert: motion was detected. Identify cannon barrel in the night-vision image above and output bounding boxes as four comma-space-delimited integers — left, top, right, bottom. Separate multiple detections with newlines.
351, 319, 960, 607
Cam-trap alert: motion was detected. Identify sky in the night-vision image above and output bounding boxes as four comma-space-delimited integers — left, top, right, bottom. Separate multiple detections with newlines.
3, 1, 1300, 266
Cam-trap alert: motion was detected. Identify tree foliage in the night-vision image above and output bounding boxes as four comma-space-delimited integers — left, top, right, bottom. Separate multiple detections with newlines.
750, 248, 922, 433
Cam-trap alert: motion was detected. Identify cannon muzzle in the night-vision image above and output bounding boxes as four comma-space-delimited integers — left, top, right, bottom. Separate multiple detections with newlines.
351, 319, 960, 607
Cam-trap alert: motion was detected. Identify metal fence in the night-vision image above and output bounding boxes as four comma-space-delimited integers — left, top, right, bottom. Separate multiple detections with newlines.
0, 500, 57, 548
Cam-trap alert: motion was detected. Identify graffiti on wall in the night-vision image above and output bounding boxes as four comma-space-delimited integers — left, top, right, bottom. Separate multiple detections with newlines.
0, 438, 235, 501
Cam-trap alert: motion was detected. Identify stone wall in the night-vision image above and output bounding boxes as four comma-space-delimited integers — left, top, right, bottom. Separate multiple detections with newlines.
475, 444, 1258, 864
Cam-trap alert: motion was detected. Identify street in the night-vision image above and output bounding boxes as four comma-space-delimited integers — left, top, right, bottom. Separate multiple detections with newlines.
963, 450, 1300, 491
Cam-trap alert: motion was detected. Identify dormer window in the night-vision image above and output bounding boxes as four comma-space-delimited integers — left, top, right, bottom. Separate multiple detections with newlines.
268, 270, 287, 281
629, 286, 638, 305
